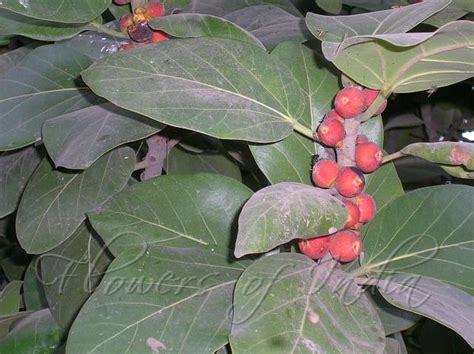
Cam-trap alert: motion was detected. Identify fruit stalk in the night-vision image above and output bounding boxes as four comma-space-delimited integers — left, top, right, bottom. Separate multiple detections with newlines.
382, 151, 404, 164
89, 21, 129, 38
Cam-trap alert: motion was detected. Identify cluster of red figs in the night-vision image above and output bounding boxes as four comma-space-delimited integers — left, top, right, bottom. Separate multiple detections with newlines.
114, 0, 169, 50
299, 86, 387, 263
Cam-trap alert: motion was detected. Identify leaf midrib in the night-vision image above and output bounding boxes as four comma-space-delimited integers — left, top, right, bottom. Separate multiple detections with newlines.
90, 63, 296, 124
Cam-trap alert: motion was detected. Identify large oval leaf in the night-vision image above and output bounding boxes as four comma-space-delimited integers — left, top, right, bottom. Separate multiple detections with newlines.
16, 147, 135, 254
57, 26, 127, 60
22, 259, 48, 311
0, 281, 22, 315
0, 0, 109, 23
0, 45, 36, 74
0, 146, 42, 218
43, 103, 163, 169
378, 275, 474, 347
331, 21, 474, 93
229, 253, 385, 353
250, 42, 339, 185
0, 44, 96, 150
0, 9, 86, 41
165, 146, 242, 181
150, 13, 264, 48
224, 5, 312, 50
364, 161, 404, 212
184, 0, 302, 17
82, 38, 307, 143
41, 223, 111, 329
67, 245, 247, 353
368, 289, 419, 335
89, 173, 253, 257
401, 142, 474, 170
235, 182, 347, 257
355, 185, 474, 295
307, 0, 448, 43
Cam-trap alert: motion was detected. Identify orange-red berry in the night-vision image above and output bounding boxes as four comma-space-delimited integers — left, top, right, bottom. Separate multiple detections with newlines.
355, 142, 383, 173
317, 119, 345, 147
325, 109, 344, 123
114, 0, 130, 5
119, 13, 133, 32
329, 230, 363, 262
298, 236, 332, 259
334, 87, 366, 119
355, 135, 369, 145
150, 30, 169, 43
353, 194, 376, 223
336, 167, 365, 197
312, 159, 339, 188
342, 199, 360, 228
146, 2, 165, 17
362, 88, 387, 116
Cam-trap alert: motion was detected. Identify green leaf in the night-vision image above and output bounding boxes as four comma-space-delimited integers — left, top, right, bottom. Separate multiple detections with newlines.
107, 2, 131, 21
150, 14, 264, 48
355, 185, 474, 295
235, 182, 347, 257
0, 281, 22, 315
89, 174, 253, 257
165, 147, 242, 181
400, 142, 474, 170
0, 8, 86, 41
0, 0, 110, 23
43, 103, 162, 169
229, 253, 385, 353
41, 223, 112, 329
16, 146, 135, 254
185, 0, 302, 17
360, 116, 384, 147
0, 146, 42, 218
163, 0, 191, 12
67, 245, 247, 353
0, 44, 96, 150
0, 309, 62, 353
23, 260, 48, 311
425, 7, 467, 28
365, 161, 404, 212
0, 45, 36, 74
57, 27, 128, 60
223, 5, 312, 50
440, 164, 474, 179
250, 42, 339, 185
0, 312, 31, 339
82, 38, 307, 143
330, 21, 474, 93
316, 0, 342, 14
306, 0, 449, 44
368, 289, 419, 335
378, 275, 474, 347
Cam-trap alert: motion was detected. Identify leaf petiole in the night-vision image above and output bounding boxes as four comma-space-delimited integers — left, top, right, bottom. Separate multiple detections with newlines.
382, 151, 405, 164
293, 122, 315, 140
88, 21, 129, 39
